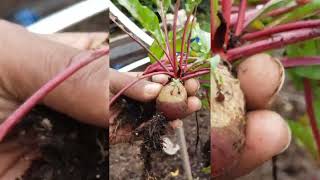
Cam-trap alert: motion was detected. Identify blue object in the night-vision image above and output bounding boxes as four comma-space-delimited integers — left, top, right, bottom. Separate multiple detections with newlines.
191, 37, 200, 43
13, 9, 40, 26
113, 64, 124, 70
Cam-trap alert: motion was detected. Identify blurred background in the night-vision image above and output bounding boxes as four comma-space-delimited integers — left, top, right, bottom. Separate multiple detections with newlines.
0, 0, 107, 32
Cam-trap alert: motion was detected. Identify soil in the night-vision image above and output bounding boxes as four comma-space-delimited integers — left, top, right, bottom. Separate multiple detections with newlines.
7, 106, 108, 180
110, 103, 211, 180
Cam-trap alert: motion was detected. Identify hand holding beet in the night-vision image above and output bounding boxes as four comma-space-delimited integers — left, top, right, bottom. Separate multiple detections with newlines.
212, 54, 291, 179
108, 69, 202, 144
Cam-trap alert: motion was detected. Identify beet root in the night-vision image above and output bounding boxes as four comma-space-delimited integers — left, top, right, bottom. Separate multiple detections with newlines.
211, 65, 246, 178
156, 79, 188, 120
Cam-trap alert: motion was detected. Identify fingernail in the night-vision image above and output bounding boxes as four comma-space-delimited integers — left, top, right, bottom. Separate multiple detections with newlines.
151, 74, 169, 85
279, 121, 292, 153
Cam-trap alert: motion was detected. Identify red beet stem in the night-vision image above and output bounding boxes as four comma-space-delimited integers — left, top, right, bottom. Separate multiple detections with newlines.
230, 9, 258, 26
159, 2, 175, 69
243, 20, 320, 41
0, 47, 109, 142
184, 68, 210, 76
303, 79, 320, 157
179, 14, 192, 78
172, 0, 181, 77
210, 0, 217, 53
265, 6, 297, 17
227, 28, 320, 61
221, 0, 232, 47
281, 56, 320, 68
109, 71, 174, 106
181, 70, 210, 81
184, 10, 198, 73
153, 37, 173, 68
235, 0, 247, 36
110, 15, 170, 73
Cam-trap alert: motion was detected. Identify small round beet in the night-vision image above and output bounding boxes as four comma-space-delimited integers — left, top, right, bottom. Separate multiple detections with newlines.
211, 66, 246, 178
156, 79, 188, 120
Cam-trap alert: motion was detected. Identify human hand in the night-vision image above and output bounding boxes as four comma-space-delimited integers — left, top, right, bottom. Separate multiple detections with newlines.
108, 69, 202, 144
0, 20, 107, 179
0, 20, 107, 127
215, 54, 291, 179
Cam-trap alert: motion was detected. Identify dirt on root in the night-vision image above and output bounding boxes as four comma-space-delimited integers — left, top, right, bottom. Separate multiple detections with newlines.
7, 106, 108, 180
109, 106, 211, 180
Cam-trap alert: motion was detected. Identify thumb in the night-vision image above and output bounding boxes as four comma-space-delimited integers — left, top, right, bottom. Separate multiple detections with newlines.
109, 69, 163, 102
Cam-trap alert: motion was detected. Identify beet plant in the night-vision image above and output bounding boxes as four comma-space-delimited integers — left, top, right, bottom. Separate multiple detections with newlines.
111, 0, 320, 178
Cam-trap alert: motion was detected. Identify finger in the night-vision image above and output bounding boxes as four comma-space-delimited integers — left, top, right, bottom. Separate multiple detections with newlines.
0, 145, 29, 177
0, 148, 39, 179
123, 72, 144, 78
110, 69, 163, 102
237, 54, 285, 110
0, 21, 107, 127
185, 96, 202, 116
151, 74, 170, 85
40, 33, 108, 50
184, 78, 200, 96
222, 110, 291, 179
124, 72, 170, 84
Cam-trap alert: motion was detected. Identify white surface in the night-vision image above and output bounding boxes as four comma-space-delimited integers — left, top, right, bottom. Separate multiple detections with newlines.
108, 0, 153, 46
27, 0, 151, 72
162, 137, 180, 155
27, 0, 108, 34
108, 0, 153, 71
118, 57, 150, 72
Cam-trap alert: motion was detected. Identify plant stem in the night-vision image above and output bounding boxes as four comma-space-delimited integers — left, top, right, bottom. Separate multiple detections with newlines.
160, 2, 175, 69
110, 15, 170, 73
272, 156, 278, 180
185, 10, 197, 73
210, 0, 217, 52
153, 37, 173, 68
303, 79, 320, 157
0, 47, 109, 142
109, 71, 174, 106
242, 20, 320, 41
179, 14, 192, 78
221, 0, 232, 47
281, 56, 320, 68
181, 70, 210, 81
230, 8, 258, 25
227, 28, 320, 61
235, 0, 247, 36
265, 6, 297, 17
173, 0, 181, 77
174, 120, 193, 180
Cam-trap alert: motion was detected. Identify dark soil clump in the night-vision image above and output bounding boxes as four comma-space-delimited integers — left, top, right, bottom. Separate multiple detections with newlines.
135, 113, 168, 179
8, 106, 107, 180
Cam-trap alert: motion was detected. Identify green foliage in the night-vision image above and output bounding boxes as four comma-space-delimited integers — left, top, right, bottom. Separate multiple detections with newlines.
118, 0, 163, 44
244, 0, 293, 29
186, 0, 203, 13
201, 166, 211, 174
286, 40, 320, 80
270, 0, 320, 26
285, 39, 320, 159
288, 118, 319, 159
152, 0, 171, 13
